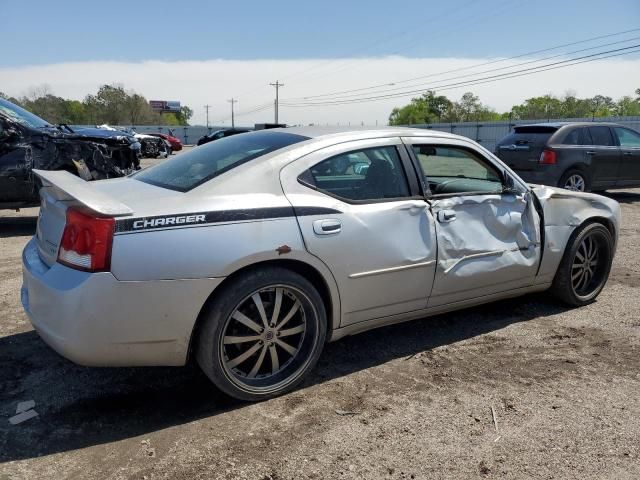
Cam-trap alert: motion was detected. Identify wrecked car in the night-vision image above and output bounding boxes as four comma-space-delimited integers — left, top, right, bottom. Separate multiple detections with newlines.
0, 99, 140, 209
98, 125, 168, 159
147, 132, 182, 153
22, 127, 619, 401
133, 132, 169, 159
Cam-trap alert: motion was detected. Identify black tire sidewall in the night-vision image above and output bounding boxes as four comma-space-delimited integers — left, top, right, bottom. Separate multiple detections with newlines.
196, 267, 327, 401
553, 223, 613, 306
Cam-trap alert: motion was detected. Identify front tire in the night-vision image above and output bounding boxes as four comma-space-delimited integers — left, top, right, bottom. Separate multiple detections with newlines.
551, 223, 613, 306
196, 267, 327, 401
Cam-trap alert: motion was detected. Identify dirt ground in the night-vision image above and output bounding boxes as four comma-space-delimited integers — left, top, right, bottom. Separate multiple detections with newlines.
1, 151, 639, 479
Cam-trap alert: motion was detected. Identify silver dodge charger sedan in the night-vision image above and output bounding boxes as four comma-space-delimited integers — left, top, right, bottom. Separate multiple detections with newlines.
22, 127, 620, 401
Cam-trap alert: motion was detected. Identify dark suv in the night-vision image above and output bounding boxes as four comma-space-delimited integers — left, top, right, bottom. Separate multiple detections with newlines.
196, 128, 252, 146
495, 122, 640, 192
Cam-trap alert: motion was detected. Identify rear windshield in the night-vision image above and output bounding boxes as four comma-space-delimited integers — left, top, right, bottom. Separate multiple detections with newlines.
513, 126, 559, 134
134, 131, 309, 192
498, 126, 559, 148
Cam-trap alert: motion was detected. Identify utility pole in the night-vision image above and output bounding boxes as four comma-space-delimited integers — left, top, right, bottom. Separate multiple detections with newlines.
270, 81, 284, 124
204, 104, 211, 129
227, 98, 238, 128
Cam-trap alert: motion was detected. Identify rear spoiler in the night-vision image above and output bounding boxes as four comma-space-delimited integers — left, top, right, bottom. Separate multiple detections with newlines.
33, 169, 133, 216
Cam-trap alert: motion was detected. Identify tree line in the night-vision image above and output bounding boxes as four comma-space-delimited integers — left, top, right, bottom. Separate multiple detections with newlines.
0, 84, 193, 126
388, 89, 640, 125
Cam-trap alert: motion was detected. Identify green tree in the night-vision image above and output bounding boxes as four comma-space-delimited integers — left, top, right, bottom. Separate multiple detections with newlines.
588, 95, 615, 118
616, 95, 640, 116
176, 105, 194, 125
389, 91, 452, 125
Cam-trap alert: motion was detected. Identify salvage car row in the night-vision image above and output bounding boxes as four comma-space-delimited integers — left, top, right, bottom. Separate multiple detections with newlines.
0, 98, 182, 208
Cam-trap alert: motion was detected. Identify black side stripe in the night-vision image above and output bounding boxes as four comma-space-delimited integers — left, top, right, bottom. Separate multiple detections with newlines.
115, 206, 342, 233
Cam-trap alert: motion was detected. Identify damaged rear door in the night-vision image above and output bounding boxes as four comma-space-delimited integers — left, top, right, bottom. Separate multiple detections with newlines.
404, 139, 541, 307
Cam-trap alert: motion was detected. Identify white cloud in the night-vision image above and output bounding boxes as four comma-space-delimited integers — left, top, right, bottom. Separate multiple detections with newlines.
1, 56, 638, 126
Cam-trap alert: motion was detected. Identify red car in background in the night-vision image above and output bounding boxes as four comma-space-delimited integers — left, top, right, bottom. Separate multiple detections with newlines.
147, 132, 182, 153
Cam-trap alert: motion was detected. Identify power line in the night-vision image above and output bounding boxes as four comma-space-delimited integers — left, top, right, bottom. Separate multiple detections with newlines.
285, 0, 524, 88
287, 36, 640, 103
277, 0, 480, 84
224, 27, 640, 122
281, 44, 640, 107
290, 27, 640, 102
221, 0, 511, 107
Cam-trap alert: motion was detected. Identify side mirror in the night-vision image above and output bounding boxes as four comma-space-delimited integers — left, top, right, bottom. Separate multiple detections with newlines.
502, 171, 518, 194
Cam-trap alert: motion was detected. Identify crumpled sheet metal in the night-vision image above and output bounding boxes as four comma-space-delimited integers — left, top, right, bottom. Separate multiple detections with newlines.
532, 185, 621, 282
428, 193, 541, 302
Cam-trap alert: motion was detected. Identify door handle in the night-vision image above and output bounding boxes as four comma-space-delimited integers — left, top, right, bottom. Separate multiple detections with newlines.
437, 210, 456, 223
313, 219, 341, 235
623, 152, 633, 156
586, 151, 596, 155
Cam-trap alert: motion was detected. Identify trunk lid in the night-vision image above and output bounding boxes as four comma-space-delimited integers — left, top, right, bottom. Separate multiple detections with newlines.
496, 126, 558, 171
33, 169, 135, 267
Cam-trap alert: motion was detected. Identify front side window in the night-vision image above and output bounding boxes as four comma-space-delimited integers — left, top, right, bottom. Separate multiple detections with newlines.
302, 146, 410, 202
588, 126, 614, 146
614, 127, 640, 147
412, 145, 503, 195
135, 131, 309, 191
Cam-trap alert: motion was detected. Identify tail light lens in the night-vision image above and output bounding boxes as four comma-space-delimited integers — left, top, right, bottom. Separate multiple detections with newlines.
539, 149, 557, 165
58, 208, 114, 272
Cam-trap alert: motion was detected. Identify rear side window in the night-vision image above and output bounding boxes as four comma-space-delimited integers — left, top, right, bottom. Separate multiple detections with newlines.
614, 127, 640, 147
587, 127, 614, 146
562, 128, 583, 145
301, 146, 410, 202
134, 131, 308, 191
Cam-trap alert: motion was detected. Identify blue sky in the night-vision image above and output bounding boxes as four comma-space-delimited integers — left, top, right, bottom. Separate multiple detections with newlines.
2, 0, 639, 67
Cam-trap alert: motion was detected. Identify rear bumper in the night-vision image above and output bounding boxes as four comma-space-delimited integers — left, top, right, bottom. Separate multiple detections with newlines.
21, 238, 223, 367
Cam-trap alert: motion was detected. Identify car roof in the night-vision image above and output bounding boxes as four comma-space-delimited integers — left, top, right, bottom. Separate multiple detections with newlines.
516, 121, 626, 129
262, 125, 466, 141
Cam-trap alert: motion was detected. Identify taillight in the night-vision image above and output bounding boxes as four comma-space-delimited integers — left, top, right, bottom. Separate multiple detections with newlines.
58, 208, 114, 272
539, 149, 557, 165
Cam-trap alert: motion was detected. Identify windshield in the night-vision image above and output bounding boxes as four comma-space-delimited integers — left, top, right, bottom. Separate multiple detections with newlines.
0, 98, 51, 129
134, 130, 309, 192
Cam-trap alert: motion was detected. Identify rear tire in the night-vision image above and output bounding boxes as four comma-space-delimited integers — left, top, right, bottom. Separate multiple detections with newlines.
559, 169, 590, 192
551, 223, 613, 306
196, 267, 327, 401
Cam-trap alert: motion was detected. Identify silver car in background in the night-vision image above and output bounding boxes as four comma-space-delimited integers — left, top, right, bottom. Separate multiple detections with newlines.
22, 127, 620, 401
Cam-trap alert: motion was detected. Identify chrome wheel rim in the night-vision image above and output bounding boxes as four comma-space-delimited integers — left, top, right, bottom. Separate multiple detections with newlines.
564, 174, 585, 192
220, 285, 316, 393
571, 233, 606, 297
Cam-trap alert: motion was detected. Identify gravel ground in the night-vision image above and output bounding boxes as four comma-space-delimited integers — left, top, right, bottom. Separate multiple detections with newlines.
0, 152, 638, 479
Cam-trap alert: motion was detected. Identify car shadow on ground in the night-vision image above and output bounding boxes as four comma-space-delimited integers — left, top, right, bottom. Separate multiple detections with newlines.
0, 293, 570, 462
605, 190, 640, 204
0, 215, 37, 238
